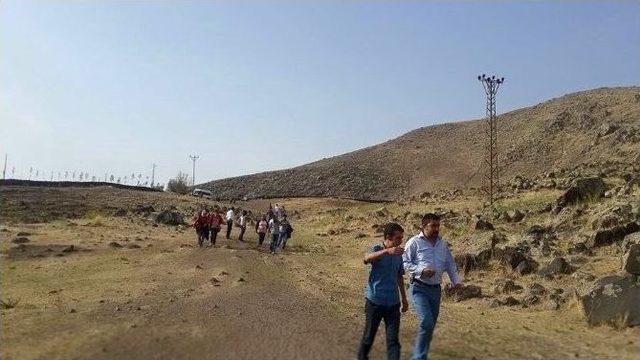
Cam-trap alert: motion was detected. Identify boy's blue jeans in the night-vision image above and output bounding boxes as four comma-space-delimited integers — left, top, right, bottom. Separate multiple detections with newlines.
357, 298, 400, 360
409, 282, 441, 360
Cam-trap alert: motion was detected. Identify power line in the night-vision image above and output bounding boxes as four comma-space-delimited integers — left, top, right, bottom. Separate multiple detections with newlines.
477, 74, 505, 207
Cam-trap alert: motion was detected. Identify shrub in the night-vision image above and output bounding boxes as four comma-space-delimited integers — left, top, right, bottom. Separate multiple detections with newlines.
167, 172, 190, 195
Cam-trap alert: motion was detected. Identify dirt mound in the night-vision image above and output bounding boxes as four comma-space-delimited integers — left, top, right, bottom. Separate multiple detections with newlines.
199, 87, 640, 201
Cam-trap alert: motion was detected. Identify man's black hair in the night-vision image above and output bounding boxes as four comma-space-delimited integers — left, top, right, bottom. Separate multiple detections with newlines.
421, 213, 441, 225
383, 222, 404, 238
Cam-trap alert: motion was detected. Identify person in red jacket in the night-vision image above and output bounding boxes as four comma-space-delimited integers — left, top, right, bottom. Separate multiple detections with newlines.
208, 207, 225, 246
193, 209, 209, 247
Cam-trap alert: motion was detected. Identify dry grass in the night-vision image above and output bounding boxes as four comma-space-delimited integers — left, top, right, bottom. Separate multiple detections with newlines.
1, 186, 639, 359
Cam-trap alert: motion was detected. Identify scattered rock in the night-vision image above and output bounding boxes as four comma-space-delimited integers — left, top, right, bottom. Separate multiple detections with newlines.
623, 244, 640, 275
126, 244, 141, 249
492, 278, 523, 294
154, 209, 185, 226
374, 207, 389, 217
515, 258, 539, 275
545, 299, 560, 310
210, 277, 222, 286
537, 257, 576, 278
455, 232, 505, 273
445, 284, 482, 302
61, 245, 75, 253
505, 209, 525, 223
587, 222, 640, 248
499, 296, 521, 307
579, 274, 640, 328
11, 237, 30, 244
556, 176, 606, 207
16, 232, 31, 236
133, 204, 155, 215
470, 215, 494, 231
113, 208, 127, 217
598, 123, 618, 137
108, 241, 123, 248
522, 294, 540, 306
527, 283, 547, 296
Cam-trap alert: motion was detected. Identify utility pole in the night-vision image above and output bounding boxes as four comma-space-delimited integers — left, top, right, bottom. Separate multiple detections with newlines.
188, 155, 199, 187
477, 74, 505, 207
151, 163, 157, 187
2, 154, 7, 180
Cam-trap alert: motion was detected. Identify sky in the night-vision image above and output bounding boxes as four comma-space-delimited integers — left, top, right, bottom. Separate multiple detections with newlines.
1, 1, 639, 186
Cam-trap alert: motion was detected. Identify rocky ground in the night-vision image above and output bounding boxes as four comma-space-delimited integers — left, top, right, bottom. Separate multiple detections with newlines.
1, 178, 639, 359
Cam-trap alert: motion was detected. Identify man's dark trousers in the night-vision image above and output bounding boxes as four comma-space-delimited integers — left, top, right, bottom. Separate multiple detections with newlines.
226, 220, 233, 239
357, 298, 400, 360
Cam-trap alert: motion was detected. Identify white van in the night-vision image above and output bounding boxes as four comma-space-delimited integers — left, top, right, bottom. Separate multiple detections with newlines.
191, 188, 212, 198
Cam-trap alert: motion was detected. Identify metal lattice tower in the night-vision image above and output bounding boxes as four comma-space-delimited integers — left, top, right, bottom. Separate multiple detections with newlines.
477, 74, 505, 206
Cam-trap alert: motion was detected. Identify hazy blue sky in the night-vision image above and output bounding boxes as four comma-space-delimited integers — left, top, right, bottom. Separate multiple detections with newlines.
1, 1, 638, 185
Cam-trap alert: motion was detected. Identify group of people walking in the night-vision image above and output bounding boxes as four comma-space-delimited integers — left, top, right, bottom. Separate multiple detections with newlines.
192, 203, 293, 254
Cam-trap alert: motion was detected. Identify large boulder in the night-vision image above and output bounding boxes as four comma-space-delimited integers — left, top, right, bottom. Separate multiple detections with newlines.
586, 222, 640, 248
579, 274, 640, 328
623, 244, 640, 275
537, 257, 577, 278
155, 209, 185, 226
622, 232, 640, 252
556, 176, 606, 207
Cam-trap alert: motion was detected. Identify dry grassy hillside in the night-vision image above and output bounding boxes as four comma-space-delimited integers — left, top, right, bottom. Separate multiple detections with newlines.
200, 87, 640, 201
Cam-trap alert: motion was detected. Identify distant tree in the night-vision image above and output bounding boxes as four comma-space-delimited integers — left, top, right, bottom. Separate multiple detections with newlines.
117, 177, 121, 184
79, 173, 84, 181
65, 171, 69, 179
92, 176, 96, 182
29, 167, 33, 180
166, 172, 190, 194
85, 172, 89, 180
109, 174, 115, 182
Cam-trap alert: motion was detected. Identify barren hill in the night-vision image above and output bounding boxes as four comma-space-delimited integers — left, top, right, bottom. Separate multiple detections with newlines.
200, 87, 640, 201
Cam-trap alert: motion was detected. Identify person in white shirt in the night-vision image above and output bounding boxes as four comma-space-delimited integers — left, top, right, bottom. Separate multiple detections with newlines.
237, 210, 247, 242
225, 207, 234, 240
268, 216, 281, 254
402, 213, 462, 360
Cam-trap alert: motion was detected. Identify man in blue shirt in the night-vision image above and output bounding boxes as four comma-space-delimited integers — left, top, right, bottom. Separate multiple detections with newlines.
358, 223, 409, 360
403, 213, 462, 360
